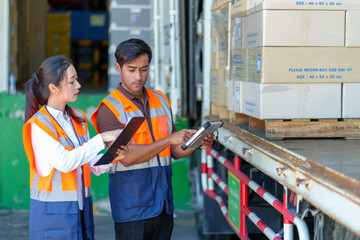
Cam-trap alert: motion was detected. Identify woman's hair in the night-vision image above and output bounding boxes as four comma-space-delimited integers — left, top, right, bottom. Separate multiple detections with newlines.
25, 55, 83, 123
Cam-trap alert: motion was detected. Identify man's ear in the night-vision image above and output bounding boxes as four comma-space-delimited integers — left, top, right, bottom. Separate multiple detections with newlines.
115, 62, 122, 74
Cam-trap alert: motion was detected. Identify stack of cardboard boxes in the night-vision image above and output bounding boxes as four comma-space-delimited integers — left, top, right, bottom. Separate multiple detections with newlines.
211, 0, 232, 108
212, 0, 360, 119
46, 13, 71, 58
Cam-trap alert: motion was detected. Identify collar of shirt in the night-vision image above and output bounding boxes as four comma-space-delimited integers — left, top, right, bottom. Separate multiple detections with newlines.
46, 105, 70, 123
117, 82, 149, 102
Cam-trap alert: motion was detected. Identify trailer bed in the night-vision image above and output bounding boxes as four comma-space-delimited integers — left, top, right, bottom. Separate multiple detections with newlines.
207, 115, 360, 236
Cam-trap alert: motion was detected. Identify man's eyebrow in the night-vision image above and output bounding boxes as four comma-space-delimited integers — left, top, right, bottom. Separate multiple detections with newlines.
127, 64, 149, 69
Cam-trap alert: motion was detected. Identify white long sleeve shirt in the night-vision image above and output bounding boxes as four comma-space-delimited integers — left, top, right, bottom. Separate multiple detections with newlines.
31, 106, 111, 209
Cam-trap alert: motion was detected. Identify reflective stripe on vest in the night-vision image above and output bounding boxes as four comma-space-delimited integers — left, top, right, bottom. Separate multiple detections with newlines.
91, 88, 173, 171
23, 106, 92, 201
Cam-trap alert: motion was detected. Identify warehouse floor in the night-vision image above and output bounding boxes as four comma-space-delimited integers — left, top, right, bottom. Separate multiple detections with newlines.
0, 208, 198, 240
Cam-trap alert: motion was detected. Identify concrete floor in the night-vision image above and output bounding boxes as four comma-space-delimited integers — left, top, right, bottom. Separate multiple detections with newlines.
0, 208, 198, 240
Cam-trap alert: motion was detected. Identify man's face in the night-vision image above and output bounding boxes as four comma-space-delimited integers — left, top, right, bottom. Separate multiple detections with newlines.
116, 54, 149, 96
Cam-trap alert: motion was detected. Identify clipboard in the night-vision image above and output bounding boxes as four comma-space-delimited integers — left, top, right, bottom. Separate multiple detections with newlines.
94, 116, 145, 166
181, 120, 223, 150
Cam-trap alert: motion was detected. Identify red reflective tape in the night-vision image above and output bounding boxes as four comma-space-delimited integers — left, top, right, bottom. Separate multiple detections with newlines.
257, 220, 268, 232
256, 186, 267, 198
224, 186, 229, 194
215, 153, 221, 159
273, 237, 282, 240
241, 236, 251, 240
216, 178, 222, 185
242, 176, 251, 185
201, 163, 207, 173
219, 201, 226, 208
272, 200, 283, 210
234, 157, 241, 170
242, 206, 251, 216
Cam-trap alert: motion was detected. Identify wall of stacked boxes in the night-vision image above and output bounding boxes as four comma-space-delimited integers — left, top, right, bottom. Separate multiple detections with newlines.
211, 0, 360, 121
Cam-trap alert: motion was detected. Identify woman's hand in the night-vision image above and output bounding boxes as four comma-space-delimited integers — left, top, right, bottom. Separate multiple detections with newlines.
100, 129, 122, 144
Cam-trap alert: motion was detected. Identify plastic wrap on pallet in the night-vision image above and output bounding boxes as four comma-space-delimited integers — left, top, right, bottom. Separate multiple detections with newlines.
228, 16, 243, 112
211, 1, 231, 108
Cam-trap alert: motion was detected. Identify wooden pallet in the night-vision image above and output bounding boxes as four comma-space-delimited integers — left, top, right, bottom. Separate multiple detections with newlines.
266, 118, 360, 140
211, 105, 360, 140
211, 103, 230, 119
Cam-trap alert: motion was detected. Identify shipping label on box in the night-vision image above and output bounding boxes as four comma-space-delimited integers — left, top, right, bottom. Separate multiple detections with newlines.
247, 47, 360, 83
249, 0, 360, 11
231, 17, 243, 50
232, 0, 249, 16
219, 39, 228, 68
228, 79, 234, 111
346, 11, 360, 47
242, 82, 341, 119
231, 49, 247, 81
244, 10, 345, 48
234, 81, 243, 113
211, 70, 220, 103
342, 83, 360, 118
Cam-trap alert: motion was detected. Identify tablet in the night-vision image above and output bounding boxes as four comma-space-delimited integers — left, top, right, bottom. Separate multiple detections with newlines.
181, 120, 223, 150
94, 116, 145, 166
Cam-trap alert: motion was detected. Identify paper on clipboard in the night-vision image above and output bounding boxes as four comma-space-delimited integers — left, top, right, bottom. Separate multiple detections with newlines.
181, 120, 223, 150
94, 116, 145, 166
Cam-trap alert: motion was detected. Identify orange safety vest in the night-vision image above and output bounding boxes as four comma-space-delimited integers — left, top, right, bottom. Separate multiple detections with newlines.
91, 87, 174, 222
23, 105, 94, 239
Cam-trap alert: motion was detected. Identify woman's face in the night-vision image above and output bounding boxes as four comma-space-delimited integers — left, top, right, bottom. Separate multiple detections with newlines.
57, 65, 81, 103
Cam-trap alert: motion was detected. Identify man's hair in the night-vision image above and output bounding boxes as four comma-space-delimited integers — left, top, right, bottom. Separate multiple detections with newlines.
115, 38, 152, 68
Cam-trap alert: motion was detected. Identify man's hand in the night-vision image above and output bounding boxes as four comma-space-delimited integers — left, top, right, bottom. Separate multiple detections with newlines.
113, 145, 129, 162
169, 129, 197, 145
198, 133, 215, 149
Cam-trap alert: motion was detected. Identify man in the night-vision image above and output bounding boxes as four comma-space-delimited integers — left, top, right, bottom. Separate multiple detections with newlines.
91, 38, 214, 240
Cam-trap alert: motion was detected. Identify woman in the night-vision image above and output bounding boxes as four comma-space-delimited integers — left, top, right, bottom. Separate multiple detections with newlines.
22, 56, 126, 239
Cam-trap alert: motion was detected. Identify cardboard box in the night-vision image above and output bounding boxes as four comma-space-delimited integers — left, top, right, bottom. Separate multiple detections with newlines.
211, 37, 218, 70
231, 49, 247, 81
346, 11, 360, 47
243, 10, 345, 48
211, 0, 220, 12
242, 82, 341, 119
232, 0, 248, 16
227, 78, 234, 110
233, 81, 243, 113
342, 83, 360, 118
218, 68, 228, 107
47, 12, 71, 22
211, 70, 220, 103
248, 0, 360, 11
211, 69, 227, 107
231, 16, 242, 50
47, 34, 71, 46
247, 47, 360, 83
212, 2, 232, 33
